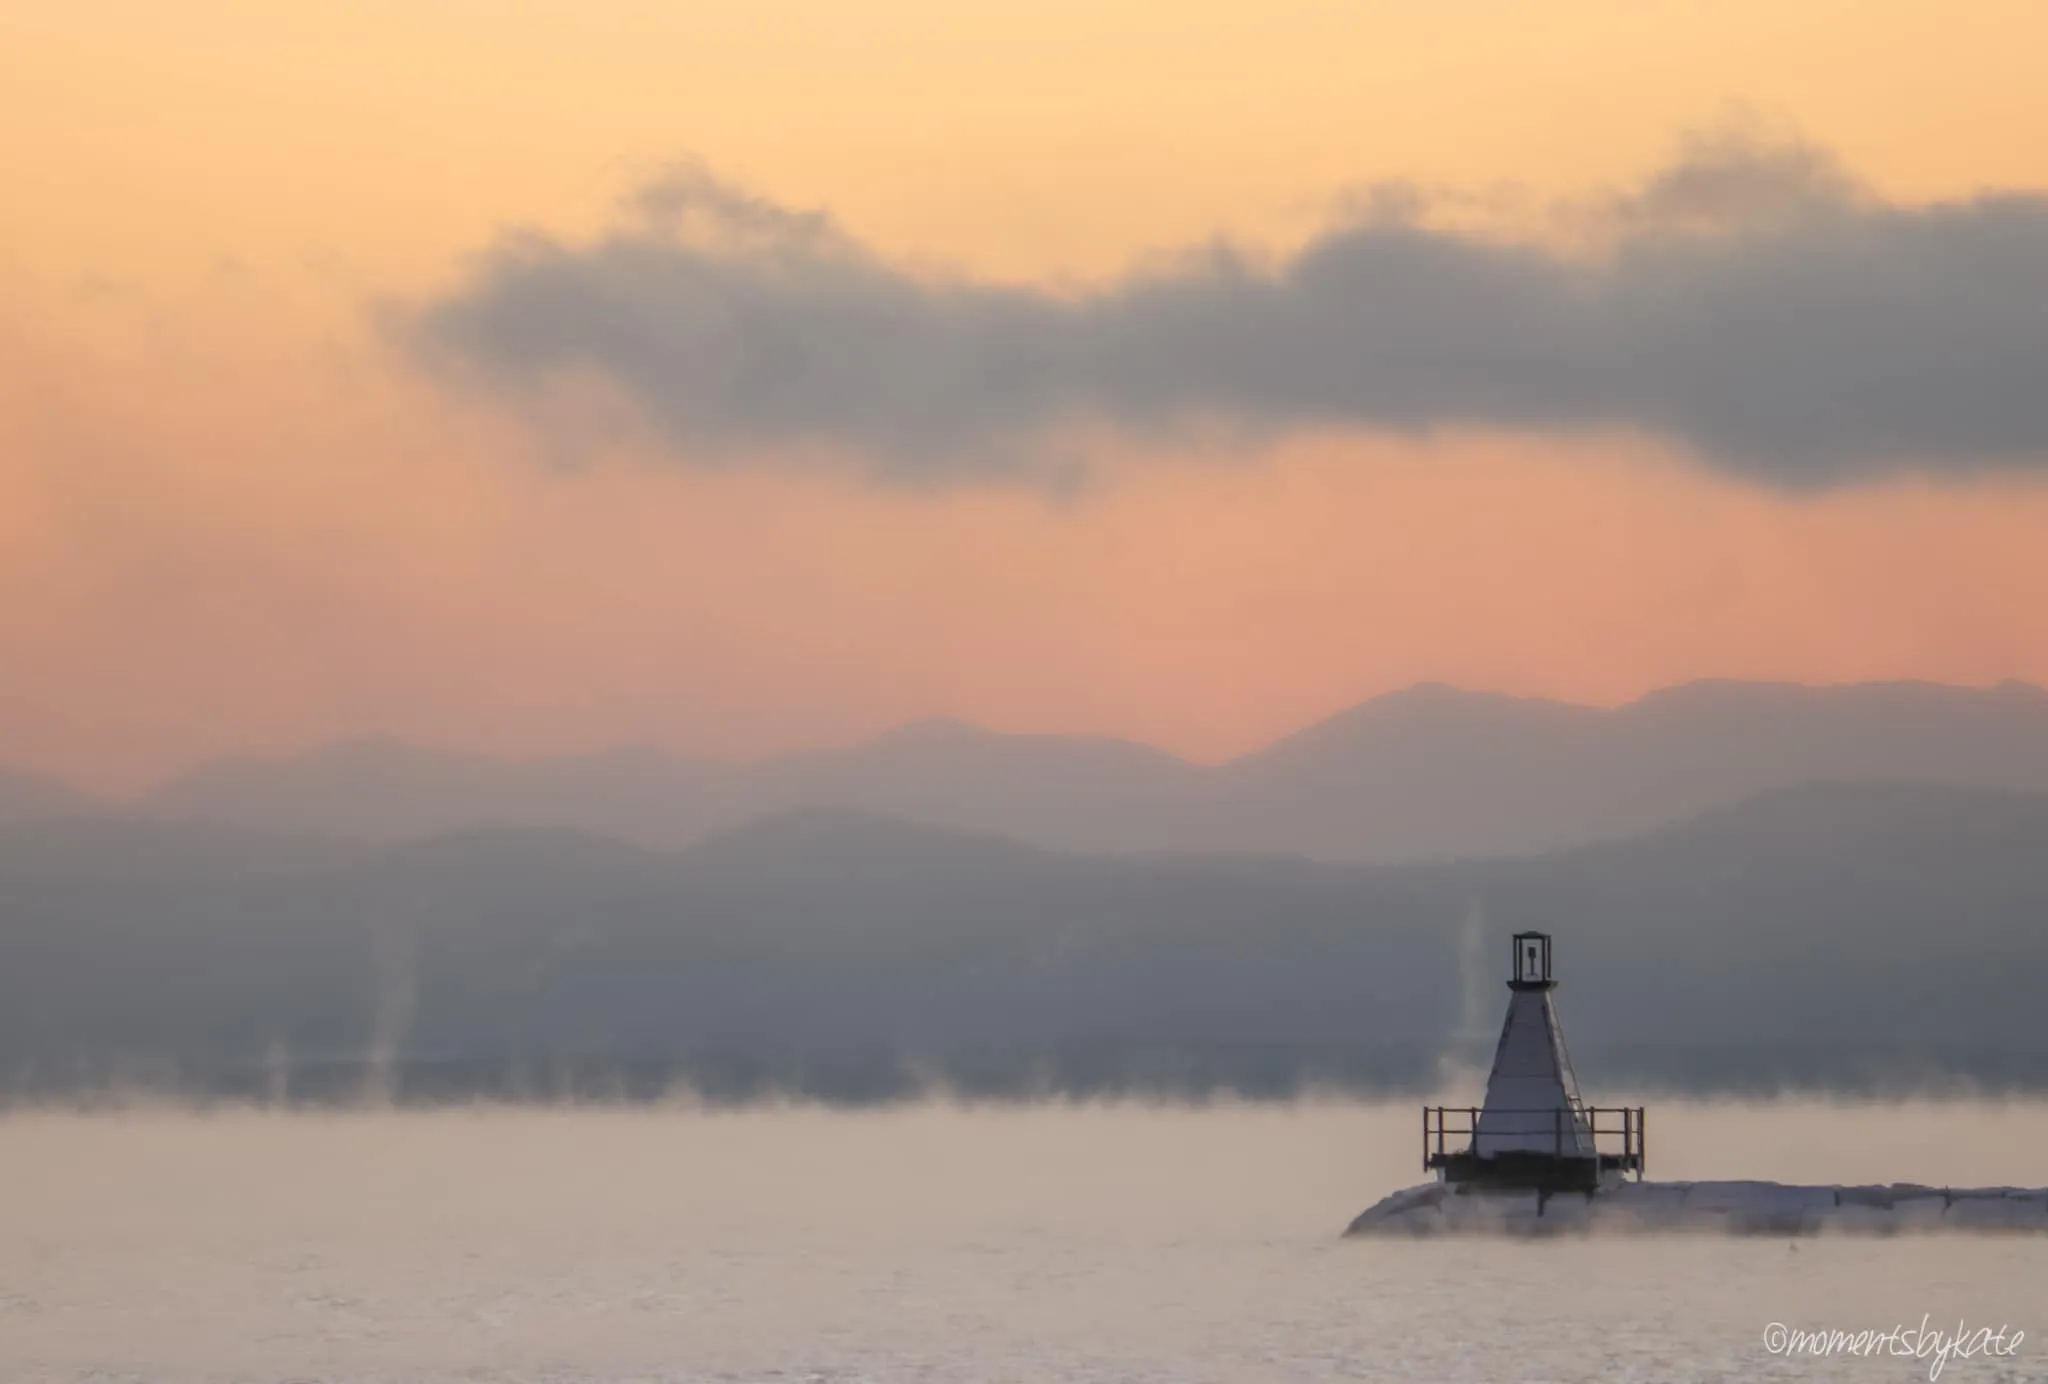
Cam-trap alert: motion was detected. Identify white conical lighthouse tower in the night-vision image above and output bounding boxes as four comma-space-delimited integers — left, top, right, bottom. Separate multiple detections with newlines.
1474, 931, 1594, 1158
1423, 931, 1643, 1191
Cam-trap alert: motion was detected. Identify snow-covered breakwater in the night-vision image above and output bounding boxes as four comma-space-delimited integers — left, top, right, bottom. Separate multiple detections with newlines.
1345, 1181, 2048, 1236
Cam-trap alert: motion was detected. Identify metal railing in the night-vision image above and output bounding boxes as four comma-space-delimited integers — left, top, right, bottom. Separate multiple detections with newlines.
1422, 1104, 1645, 1174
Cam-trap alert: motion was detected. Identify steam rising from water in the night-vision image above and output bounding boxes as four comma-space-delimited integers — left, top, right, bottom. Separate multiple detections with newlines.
362, 909, 420, 1107
1433, 897, 1496, 1097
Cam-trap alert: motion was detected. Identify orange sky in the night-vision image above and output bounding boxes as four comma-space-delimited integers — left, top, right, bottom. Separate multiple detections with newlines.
5, 1, 2048, 791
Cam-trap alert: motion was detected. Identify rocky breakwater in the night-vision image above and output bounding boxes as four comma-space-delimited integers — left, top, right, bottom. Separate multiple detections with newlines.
1346, 1181, 2048, 1237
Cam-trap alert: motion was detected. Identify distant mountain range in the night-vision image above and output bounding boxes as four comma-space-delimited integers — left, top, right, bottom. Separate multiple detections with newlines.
15, 677, 2048, 862
4, 780, 2045, 1103
9, 677, 2047, 1103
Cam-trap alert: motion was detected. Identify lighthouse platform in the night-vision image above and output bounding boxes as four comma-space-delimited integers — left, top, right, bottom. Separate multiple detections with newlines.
1423, 1104, 1644, 1192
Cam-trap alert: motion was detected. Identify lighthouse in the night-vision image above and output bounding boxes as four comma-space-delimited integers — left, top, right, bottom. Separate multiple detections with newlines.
1422, 931, 1644, 1192
1352, 930, 2048, 1234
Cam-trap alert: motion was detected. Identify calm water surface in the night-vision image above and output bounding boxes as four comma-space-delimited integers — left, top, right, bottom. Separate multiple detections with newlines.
3, 1101, 2046, 1382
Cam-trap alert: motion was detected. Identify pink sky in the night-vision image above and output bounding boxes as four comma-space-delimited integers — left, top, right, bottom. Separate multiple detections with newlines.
5, 2, 2048, 791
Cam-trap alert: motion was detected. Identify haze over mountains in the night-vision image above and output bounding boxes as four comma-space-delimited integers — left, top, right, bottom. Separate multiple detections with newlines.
0, 769, 86, 827
6, 678, 2048, 1105
3, 781, 2044, 1104
100, 677, 2048, 862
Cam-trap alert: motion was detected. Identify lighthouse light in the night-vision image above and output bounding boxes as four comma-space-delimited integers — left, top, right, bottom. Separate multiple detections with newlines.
1510, 930, 1552, 987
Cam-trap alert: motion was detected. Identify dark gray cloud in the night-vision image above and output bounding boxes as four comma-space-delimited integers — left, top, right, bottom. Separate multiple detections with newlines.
411, 138, 2048, 488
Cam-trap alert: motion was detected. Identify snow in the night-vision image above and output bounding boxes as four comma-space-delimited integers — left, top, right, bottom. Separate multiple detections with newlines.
1344, 1180, 2048, 1237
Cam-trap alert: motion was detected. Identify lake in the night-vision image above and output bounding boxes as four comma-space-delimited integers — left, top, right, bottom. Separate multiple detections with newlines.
3, 1100, 2044, 1381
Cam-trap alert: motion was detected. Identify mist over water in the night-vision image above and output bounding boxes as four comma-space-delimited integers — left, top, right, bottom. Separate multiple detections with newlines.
4, 1100, 2044, 1382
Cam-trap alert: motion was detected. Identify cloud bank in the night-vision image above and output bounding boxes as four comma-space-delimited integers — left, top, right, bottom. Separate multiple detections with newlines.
412, 133, 2048, 489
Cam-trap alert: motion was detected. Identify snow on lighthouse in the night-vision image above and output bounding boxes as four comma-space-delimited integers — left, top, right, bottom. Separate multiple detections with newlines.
1422, 931, 1644, 1192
